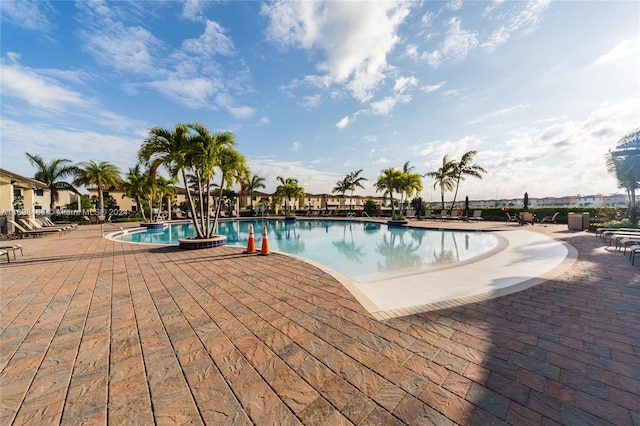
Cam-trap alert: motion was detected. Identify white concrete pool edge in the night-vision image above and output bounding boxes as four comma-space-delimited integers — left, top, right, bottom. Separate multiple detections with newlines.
290, 230, 577, 321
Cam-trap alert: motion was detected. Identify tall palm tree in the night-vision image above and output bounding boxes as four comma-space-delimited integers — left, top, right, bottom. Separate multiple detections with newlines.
425, 155, 456, 210
242, 174, 266, 211
374, 168, 402, 217
121, 164, 150, 221
154, 175, 178, 221
397, 162, 422, 215
276, 176, 305, 215
345, 169, 368, 211
188, 123, 239, 237
449, 151, 487, 213
606, 152, 639, 225
139, 123, 202, 232
332, 178, 349, 211
74, 161, 122, 216
210, 147, 248, 235
25, 153, 79, 211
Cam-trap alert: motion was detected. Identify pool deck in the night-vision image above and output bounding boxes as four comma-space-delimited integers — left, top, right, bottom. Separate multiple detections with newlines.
1, 219, 639, 425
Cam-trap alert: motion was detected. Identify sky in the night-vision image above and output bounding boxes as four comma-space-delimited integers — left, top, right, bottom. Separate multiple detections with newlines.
1, 0, 639, 202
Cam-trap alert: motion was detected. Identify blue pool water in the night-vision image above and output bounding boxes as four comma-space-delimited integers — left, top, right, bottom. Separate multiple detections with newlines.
121, 219, 500, 280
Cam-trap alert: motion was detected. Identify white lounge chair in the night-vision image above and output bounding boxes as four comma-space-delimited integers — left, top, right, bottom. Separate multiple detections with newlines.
468, 210, 484, 221
8, 219, 62, 238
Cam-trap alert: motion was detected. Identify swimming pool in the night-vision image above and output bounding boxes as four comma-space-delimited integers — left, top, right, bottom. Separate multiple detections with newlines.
120, 219, 502, 282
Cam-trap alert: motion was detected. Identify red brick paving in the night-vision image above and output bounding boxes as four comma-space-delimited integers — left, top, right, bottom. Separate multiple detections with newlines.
1, 221, 639, 425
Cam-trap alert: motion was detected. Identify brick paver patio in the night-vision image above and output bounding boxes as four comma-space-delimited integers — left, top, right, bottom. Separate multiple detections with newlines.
1, 220, 639, 425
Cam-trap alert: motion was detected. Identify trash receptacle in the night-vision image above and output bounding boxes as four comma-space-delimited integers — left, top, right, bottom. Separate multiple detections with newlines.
581, 212, 590, 230
568, 212, 589, 230
568, 212, 582, 230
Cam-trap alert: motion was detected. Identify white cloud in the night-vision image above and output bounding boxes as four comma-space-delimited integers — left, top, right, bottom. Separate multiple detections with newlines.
75, 1, 254, 120
0, 118, 140, 180
336, 116, 350, 129
247, 158, 341, 194
447, 0, 463, 12
292, 141, 301, 151
405, 44, 419, 59
301, 94, 322, 108
256, 116, 271, 126
393, 76, 418, 93
595, 39, 636, 65
83, 23, 161, 75
262, 1, 412, 102
422, 17, 479, 68
370, 97, 398, 116
182, 0, 208, 21
0, 60, 91, 111
373, 157, 390, 165
482, 0, 551, 52
182, 20, 235, 57
0, 0, 54, 33
422, 81, 446, 93
466, 104, 529, 125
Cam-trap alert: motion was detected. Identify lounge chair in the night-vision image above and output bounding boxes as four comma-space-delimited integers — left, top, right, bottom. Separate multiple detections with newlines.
630, 244, 640, 265
468, 210, 483, 221
505, 212, 519, 223
25, 218, 72, 232
0, 244, 23, 259
617, 237, 640, 253
540, 212, 559, 224
8, 219, 62, 238
42, 216, 77, 229
0, 249, 10, 262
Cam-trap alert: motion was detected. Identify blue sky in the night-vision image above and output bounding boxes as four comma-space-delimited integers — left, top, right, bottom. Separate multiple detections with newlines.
1, 0, 638, 201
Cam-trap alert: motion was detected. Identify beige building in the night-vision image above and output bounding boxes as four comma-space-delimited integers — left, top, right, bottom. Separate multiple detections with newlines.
0, 168, 49, 233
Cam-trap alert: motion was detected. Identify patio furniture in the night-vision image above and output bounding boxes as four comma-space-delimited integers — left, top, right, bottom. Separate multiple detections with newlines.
0, 244, 23, 259
8, 220, 62, 238
468, 210, 484, 221
540, 212, 559, 224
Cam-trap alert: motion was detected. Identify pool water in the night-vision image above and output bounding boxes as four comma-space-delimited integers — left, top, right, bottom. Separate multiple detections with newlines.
122, 219, 500, 281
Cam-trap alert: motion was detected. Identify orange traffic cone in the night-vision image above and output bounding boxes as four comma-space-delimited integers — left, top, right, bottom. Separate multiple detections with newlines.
244, 224, 256, 254
259, 225, 270, 256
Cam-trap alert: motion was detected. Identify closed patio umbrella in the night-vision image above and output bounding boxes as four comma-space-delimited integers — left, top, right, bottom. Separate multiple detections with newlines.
523, 192, 529, 212
465, 195, 470, 217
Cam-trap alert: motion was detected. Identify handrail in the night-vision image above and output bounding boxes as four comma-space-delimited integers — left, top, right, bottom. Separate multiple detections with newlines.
101, 222, 124, 237
361, 212, 370, 217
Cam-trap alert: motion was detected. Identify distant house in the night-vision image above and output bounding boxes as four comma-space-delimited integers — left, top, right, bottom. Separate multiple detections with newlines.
0, 168, 49, 234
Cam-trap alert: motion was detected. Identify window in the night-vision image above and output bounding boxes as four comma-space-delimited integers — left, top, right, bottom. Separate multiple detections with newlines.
35, 189, 44, 196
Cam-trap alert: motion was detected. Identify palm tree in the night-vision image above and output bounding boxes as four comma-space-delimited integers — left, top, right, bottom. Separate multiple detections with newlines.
398, 162, 422, 215
188, 123, 241, 237
425, 155, 456, 210
74, 161, 122, 216
210, 147, 248, 234
606, 152, 639, 225
344, 169, 368, 211
449, 151, 487, 214
374, 168, 402, 218
121, 164, 150, 221
154, 175, 178, 220
139, 123, 201, 232
25, 153, 79, 211
242, 174, 266, 211
275, 176, 305, 215
332, 178, 349, 211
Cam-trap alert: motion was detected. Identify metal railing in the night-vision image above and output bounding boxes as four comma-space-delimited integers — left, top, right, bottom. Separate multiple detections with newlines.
101, 222, 124, 237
